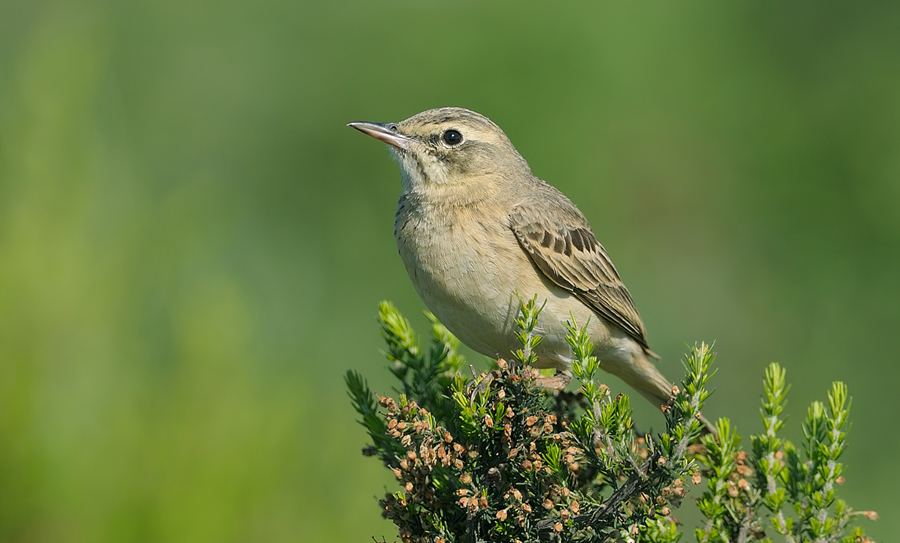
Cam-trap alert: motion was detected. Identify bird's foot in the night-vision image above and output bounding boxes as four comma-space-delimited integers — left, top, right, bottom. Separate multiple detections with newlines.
535, 370, 571, 392
466, 366, 495, 400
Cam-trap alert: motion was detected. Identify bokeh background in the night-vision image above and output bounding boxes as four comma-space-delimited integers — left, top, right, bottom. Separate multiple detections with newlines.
1, 0, 898, 541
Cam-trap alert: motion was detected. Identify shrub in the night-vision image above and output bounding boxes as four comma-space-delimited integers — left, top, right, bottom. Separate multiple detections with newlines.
347, 300, 876, 543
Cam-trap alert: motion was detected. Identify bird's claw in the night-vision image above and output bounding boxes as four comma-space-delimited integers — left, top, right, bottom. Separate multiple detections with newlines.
535, 371, 572, 392
465, 365, 495, 401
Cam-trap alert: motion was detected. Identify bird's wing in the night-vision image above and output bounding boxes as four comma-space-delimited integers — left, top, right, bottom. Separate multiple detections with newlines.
509, 203, 649, 349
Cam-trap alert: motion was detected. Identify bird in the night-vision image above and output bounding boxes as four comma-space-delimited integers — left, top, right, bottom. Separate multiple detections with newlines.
349, 107, 692, 422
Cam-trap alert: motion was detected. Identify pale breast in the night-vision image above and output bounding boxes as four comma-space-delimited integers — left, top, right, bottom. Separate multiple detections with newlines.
392, 196, 612, 369
393, 198, 524, 356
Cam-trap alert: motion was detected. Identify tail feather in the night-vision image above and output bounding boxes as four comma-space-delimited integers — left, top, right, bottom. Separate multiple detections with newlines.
609, 350, 717, 436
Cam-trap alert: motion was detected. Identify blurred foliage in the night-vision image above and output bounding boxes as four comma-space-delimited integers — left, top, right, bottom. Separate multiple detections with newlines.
0, 0, 898, 541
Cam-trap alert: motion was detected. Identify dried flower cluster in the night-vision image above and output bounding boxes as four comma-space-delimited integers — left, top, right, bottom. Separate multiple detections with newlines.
374, 359, 598, 543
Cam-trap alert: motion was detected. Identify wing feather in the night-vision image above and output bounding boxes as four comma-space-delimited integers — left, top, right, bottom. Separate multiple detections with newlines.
510, 204, 649, 348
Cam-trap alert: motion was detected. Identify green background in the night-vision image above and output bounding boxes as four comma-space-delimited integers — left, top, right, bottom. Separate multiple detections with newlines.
1, 1, 897, 541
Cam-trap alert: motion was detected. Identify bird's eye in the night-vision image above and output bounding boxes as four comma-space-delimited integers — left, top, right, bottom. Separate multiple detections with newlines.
442, 129, 463, 146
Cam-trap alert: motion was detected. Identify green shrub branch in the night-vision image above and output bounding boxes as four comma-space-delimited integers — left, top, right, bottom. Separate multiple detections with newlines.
346, 302, 876, 543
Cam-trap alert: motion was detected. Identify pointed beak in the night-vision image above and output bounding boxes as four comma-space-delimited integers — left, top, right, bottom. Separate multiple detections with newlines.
347, 121, 411, 150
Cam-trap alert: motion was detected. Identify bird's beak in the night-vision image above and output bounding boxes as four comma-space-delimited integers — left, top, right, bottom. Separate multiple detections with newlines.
347, 121, 411, 150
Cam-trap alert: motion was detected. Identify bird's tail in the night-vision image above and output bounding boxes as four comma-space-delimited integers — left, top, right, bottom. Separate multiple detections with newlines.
608, 350, 716, 436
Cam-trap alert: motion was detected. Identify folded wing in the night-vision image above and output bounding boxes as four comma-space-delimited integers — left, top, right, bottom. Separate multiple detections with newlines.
509, 204, 650, 350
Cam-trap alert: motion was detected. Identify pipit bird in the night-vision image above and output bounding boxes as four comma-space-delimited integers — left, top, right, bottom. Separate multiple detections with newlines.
349, 107, 694, 420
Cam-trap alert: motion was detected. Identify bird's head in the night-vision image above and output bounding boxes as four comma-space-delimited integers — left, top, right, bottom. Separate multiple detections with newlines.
349, 107, 531, 193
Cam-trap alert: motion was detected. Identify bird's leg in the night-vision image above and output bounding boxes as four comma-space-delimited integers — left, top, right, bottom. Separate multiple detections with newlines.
535, 369, 572, 391
466, 365, 495, 400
